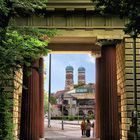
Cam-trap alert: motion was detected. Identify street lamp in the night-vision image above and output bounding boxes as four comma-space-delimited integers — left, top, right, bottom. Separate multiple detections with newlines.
77, 102, 79, 124
131, 29, 138, 140
48, 54, 51, 127
61, 94, 64, 130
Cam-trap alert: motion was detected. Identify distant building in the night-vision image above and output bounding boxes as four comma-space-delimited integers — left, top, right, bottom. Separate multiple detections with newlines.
65, 66, 74, 90
63, 83, 95, 116
54, 89, 68, 104
78, 67, 85, 85
52, 66, 95, 117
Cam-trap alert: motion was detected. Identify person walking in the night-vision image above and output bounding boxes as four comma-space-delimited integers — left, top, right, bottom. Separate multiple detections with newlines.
86, 119, 91, 137
92, 121, 95, 138
81, 118, 86, 137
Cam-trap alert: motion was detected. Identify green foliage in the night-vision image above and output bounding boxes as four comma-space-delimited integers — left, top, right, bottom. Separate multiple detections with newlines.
68, 115, 74, 121
0, 0, 49, 42
0, 27, 56, 139
92, 0, 140, 36
50, 95, 57, 105
0, 27, 56, 75
0, 0, 48, 16
44, 92, 48, 113
0, 0, 57, 139
13, 0, 48, 13
51, 116, 84, 120
44, 93, 57, 113
0, 89, 14, 140
87, 114, 94, 120
0, 0, 9, 15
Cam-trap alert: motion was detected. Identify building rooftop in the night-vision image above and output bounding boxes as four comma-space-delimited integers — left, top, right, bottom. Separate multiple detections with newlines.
71, 93, 95, 100
78, 67, 85, 71
66, 65, 74, 71
54, 90, 69, 98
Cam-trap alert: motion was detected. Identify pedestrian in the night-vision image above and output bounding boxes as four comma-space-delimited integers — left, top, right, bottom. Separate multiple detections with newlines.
86, 119, 91, 137
92, 121, 95, 138
80, 118, 86, 137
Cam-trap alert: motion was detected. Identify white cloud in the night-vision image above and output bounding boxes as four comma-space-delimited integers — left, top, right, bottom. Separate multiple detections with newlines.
87, 54, 95, 64
44, 54, 96, 93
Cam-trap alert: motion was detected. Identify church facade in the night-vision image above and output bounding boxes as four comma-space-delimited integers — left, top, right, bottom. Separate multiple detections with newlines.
53, 66, 95, 117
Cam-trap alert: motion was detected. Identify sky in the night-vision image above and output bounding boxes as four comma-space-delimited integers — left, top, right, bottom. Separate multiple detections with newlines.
44, 54, 96, 93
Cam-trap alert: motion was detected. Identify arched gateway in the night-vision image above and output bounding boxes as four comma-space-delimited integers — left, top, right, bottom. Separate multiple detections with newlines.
12, 0, 140, 140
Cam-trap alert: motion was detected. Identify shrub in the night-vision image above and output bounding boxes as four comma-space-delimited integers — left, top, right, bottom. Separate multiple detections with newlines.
68, 115, 74, 121
0, 89, 14, 140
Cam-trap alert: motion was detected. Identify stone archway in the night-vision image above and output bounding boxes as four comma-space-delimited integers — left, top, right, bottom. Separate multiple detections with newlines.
48, 37, 120, 140
14, 1, 140, 140
18, 36, 140, 140
18, 35, 122, 140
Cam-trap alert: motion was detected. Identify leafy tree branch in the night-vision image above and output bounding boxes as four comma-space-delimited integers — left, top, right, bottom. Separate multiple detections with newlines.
92, 0, 140, 36
0, 1, 57, 139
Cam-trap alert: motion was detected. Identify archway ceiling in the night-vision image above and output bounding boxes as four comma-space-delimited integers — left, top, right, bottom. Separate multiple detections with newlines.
48, 36, 100, 54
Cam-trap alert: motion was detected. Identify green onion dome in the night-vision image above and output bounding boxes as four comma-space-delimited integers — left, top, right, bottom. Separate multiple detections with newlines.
66, 66, 74, 71
78, 67, 85, 71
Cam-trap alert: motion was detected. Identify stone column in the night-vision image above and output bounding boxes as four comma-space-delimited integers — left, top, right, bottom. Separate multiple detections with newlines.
39, 58, 44, 138
100, 45, 120, 140
95, 57, 102, 138
20, 60, 40, 140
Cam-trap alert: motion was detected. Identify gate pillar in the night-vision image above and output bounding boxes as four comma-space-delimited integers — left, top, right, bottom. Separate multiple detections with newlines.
99, 44, 120, 140
39, 58, 44, 138
20, 60, 40, 140
95, 57, 102, 138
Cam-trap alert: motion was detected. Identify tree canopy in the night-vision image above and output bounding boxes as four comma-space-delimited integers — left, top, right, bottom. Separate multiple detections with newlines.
0, 0, 48, 41
0, 0, 47, 15
92, 0, 140, 36
0, 1, 56, 139
0, 0, 55, 75
0, 27, 56, 77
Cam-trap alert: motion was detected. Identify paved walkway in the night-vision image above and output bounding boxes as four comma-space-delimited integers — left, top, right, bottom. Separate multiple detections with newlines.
42, 119, 99, 140
44, 126, 96, 140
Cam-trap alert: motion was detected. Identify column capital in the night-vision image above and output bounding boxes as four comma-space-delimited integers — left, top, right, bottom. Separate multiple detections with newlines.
91, 44, 101, 58
91, 51, 101, 58
97, 39, 122, 47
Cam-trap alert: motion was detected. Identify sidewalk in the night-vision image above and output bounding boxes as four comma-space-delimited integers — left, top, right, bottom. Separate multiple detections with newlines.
43, 119, 99, 140
44, 126, 98, 140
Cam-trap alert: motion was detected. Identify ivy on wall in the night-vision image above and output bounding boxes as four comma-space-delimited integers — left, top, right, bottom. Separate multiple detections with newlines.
0, 89, 14, 140
0, 0, 57, 139
0, 27, 56, 139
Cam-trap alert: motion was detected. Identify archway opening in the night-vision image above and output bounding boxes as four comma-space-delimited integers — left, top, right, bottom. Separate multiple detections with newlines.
44, 52, 96, 139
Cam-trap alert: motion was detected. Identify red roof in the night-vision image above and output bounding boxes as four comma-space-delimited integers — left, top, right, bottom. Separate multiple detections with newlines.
53, 90, 69, 98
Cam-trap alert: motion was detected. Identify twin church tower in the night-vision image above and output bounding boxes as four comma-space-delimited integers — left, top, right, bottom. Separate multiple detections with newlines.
65, 66, 85, 90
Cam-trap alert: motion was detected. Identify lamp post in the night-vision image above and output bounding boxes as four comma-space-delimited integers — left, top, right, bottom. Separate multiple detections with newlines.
132, 30, 138, 140
78, 102, 79, 124
48, 54, 51, 127
61, 94, 64, 130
